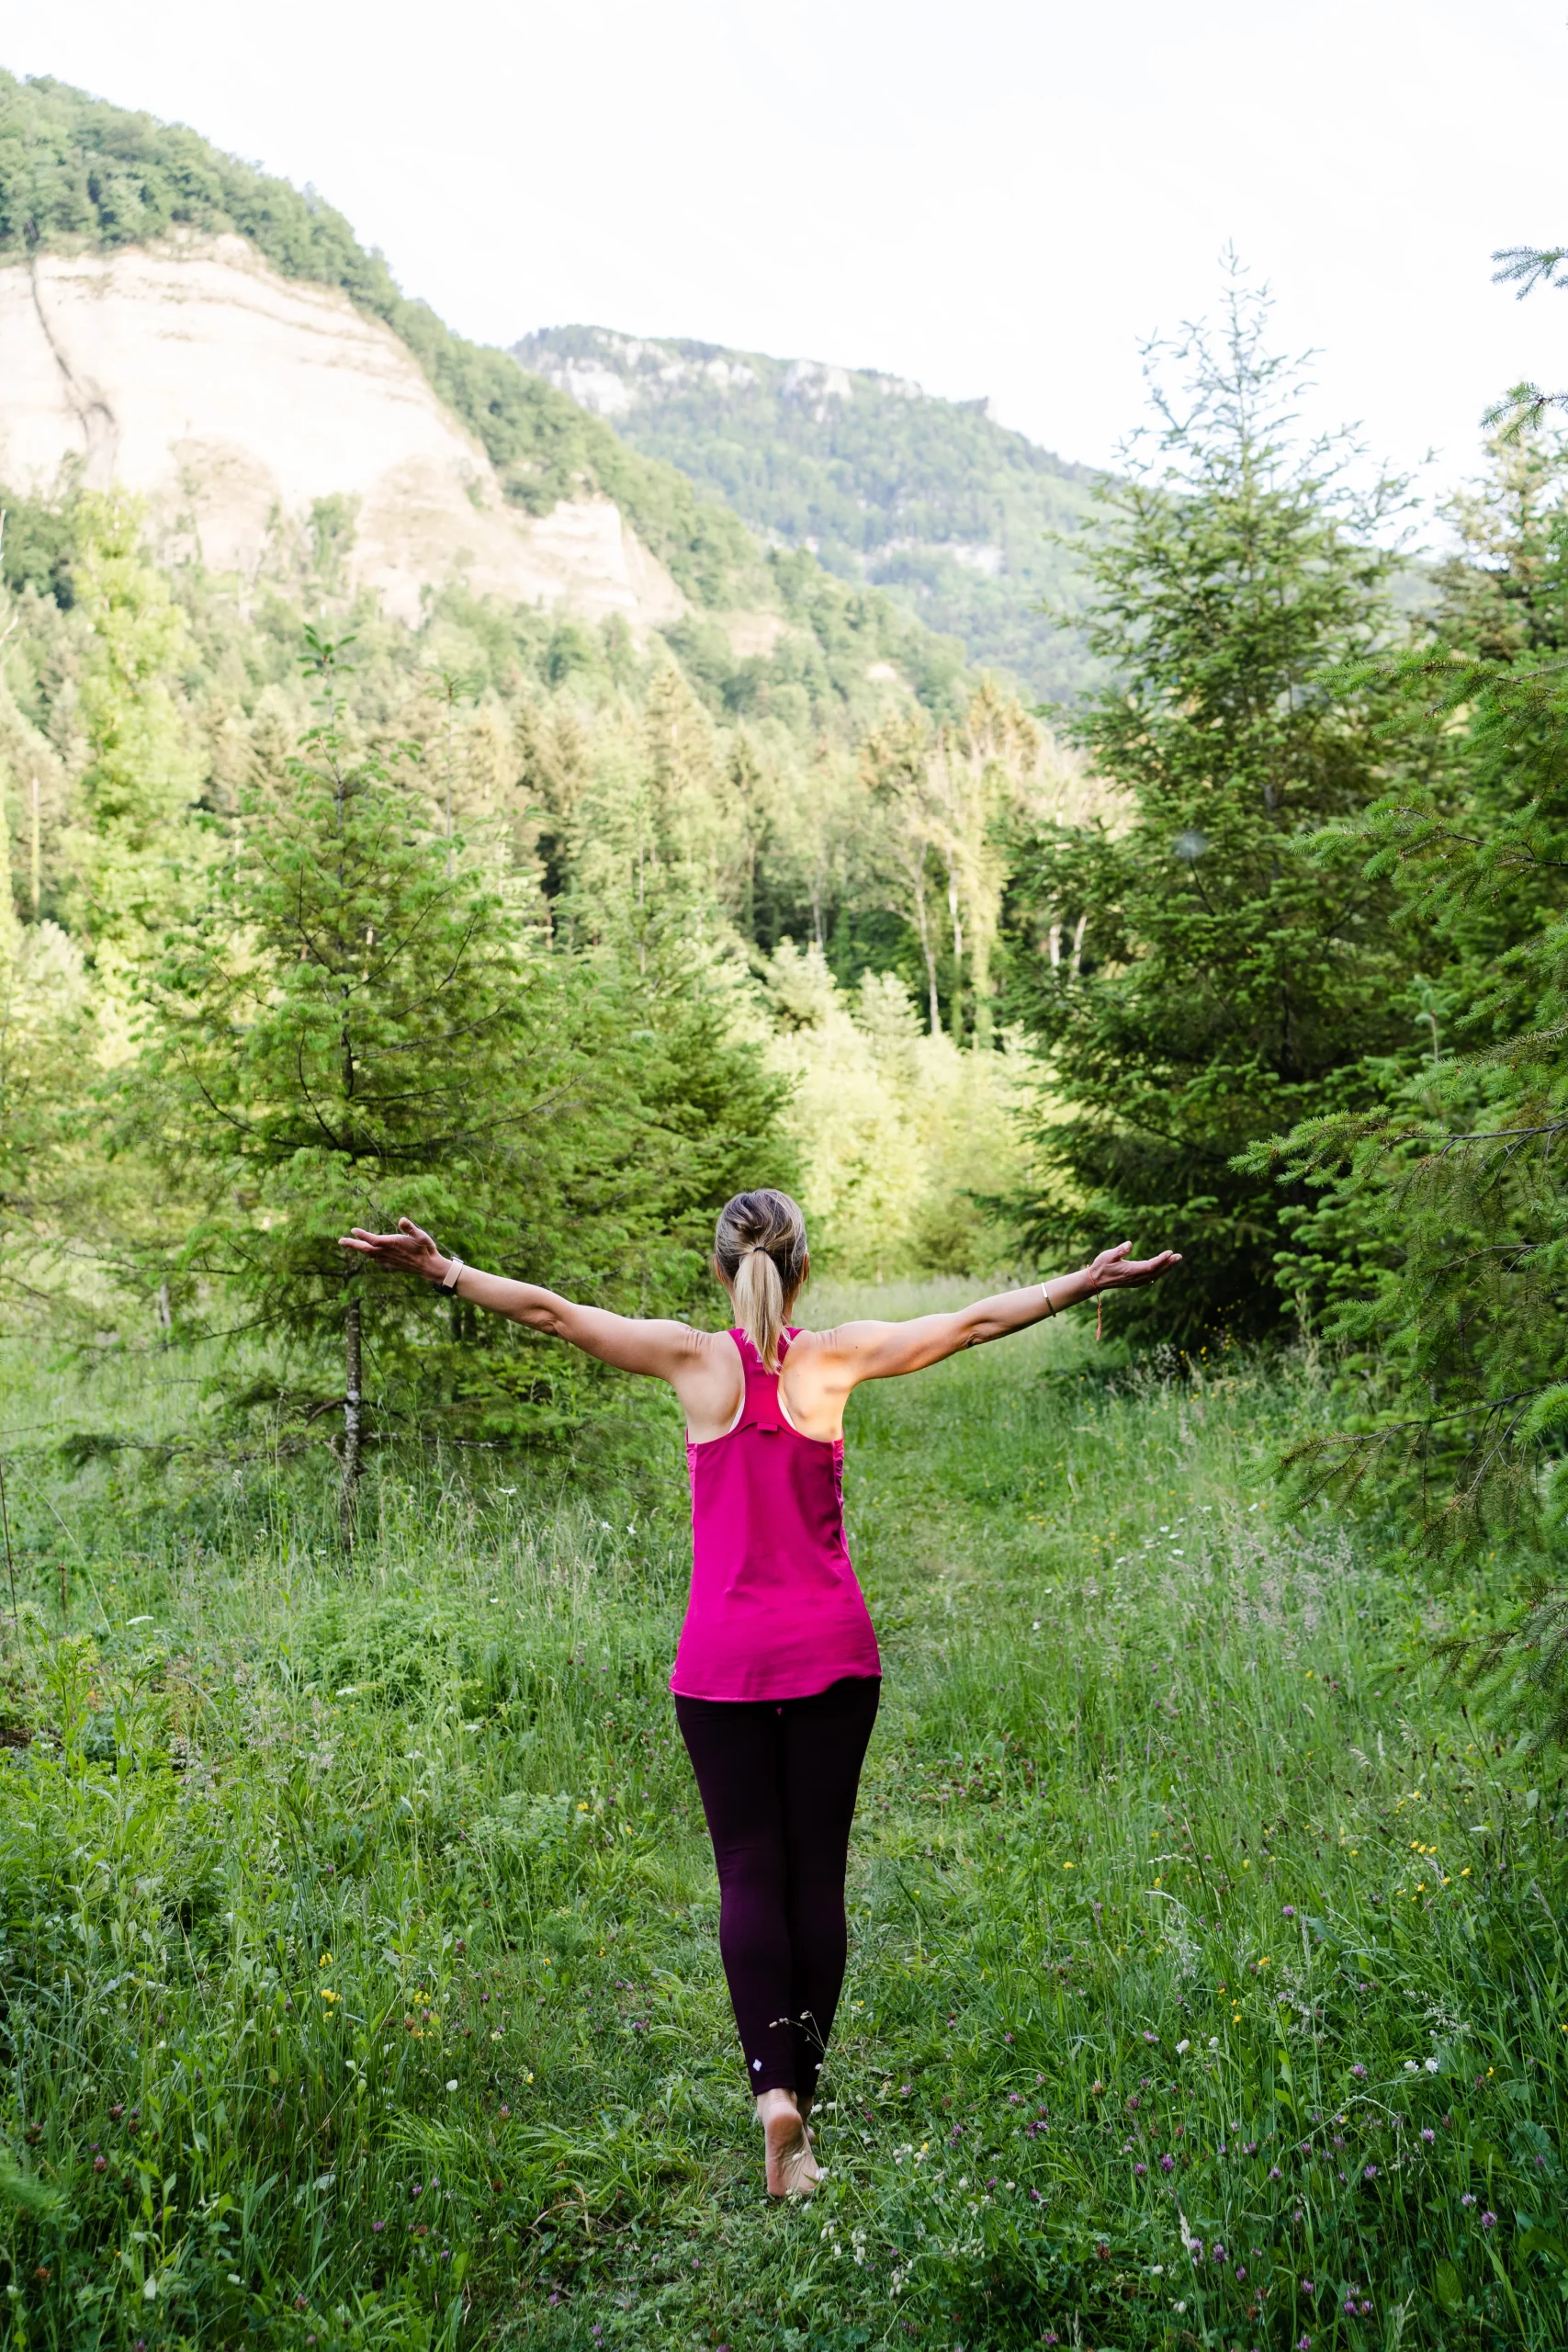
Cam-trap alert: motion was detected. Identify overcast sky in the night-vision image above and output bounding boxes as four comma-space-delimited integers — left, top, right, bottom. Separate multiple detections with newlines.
5, 0, 1567, 503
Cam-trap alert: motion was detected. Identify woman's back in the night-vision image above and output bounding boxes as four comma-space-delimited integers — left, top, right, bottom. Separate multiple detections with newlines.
671, 1329, 881, 1702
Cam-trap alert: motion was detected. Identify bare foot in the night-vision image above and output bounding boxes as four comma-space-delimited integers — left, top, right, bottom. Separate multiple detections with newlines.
757, 2088, 819, 2197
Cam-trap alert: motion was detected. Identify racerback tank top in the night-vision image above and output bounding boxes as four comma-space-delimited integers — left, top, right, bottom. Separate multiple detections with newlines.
669, 1328, 882, 1702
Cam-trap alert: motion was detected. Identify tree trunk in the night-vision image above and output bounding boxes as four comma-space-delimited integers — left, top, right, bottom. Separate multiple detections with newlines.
912, 869, 941, 1036
947, 866, 964, 1044
341, 1293, 363, 1547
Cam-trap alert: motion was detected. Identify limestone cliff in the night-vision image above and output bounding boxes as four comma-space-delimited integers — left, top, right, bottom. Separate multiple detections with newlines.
0, 237, 684, 629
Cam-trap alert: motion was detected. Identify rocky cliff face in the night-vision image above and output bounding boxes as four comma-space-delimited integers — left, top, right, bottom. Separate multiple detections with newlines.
0, 238, 683, 628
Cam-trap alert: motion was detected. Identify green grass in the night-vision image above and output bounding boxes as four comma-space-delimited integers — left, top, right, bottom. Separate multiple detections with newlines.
1, 1288, 1565, 2350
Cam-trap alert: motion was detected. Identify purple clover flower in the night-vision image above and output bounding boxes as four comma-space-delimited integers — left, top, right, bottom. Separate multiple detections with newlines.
1482, 2211, 1497, 2231
1160, 2154, 1175, 2172
1350, 2063, 1367, 2079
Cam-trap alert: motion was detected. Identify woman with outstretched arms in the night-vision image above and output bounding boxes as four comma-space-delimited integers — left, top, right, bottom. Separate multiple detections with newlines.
341, 1190, 1179, 2196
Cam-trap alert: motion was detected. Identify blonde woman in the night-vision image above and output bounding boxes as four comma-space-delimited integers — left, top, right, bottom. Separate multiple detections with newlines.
341, 1189, 1179, 2196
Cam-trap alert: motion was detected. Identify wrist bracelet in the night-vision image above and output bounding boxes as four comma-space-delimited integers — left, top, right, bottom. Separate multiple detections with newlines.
1040, 1280, 1056, 1318
441, 1256, 466, 1293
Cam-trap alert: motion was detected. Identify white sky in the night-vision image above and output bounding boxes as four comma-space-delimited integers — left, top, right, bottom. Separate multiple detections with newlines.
5, 0, 1568, 504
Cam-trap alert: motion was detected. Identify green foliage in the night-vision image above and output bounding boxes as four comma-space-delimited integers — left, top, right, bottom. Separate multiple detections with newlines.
1, 1307, 1564, 2346
1250, 430, 1568, 1739
1012, 277, 1426, 1345
519, 325, 1103, 701
63, 493, 203, 980
144, 634, 789, 1516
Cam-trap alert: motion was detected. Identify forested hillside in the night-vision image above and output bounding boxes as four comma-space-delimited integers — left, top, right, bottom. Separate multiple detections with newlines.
517, 324, 1102, 702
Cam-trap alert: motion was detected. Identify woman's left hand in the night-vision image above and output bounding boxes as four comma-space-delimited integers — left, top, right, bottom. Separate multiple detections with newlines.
339, 1217, 448, 1281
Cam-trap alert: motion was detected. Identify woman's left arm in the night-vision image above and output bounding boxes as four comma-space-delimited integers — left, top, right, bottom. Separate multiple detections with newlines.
808, 1241, 1181, 1385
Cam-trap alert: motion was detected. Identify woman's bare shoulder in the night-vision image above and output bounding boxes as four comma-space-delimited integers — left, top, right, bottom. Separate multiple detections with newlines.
787, 1320, 894, 1358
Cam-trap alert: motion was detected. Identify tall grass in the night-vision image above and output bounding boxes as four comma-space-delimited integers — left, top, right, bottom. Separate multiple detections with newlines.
0, 1294, 1564, 2350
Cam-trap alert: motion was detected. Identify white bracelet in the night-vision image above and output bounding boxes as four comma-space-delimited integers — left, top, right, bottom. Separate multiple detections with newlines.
441, 1256, 466, 1293
1040, 1280, 1056, 1318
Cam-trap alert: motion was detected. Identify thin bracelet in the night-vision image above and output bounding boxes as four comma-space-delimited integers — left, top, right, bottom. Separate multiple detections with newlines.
441, 1255, 466, 1293
1040, 1280, 1057, 1318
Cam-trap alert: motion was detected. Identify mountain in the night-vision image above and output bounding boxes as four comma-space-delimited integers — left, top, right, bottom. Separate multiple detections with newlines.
514, 325, 1103, 704
0, 73, 971, 727
4, 235, 686, 629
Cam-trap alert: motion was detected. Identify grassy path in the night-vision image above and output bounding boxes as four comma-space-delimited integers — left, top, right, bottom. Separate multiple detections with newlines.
1, 1297, 1565, 2349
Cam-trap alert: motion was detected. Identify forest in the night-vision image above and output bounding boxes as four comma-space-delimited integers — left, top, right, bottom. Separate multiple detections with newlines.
515, 324, 1103, 701
3, 63, 1568, 2352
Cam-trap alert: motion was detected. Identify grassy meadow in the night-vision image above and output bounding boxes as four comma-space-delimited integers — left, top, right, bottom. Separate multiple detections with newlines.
1, 1287, 1565, 2352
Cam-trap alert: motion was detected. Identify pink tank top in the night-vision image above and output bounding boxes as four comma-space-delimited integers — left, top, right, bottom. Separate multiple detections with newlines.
669, 1329, 882, 1702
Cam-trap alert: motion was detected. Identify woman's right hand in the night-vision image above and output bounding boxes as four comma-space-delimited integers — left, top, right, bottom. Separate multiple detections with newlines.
1083, 1239, 1182, 1293
339, 1217, 448, 1282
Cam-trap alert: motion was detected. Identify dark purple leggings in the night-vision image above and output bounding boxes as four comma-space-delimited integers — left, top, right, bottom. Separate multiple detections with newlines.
674, 1675, 880, 2101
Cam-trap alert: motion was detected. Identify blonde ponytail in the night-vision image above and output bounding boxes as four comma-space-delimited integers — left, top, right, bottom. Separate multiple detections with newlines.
714, 1189, 808, 1372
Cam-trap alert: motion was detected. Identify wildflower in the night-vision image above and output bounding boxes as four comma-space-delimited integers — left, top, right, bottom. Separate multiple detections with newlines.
1282, 1905, 1295, 1917
1211, 2243, 1226, 2263
1160, 2154, 1175, 2172
1144, 2030, 1157, 2043
1421, 2128, 1435, 2143
1134, 2162, 1147, 2177
1364, 2165, 1378, 2179
1425, 2056, 1439, 2073
1461, 2193, 1475, 2208
1269, 2165, 1281, 2178
372, 2222, 384, 2234
1176, 2038, 1190, 2053
1481, 2211, 1497, 2231
1302, 2278, 1314, 2293
1298, 2339, 1313, 2351
446, 2079, 457, 2093
1350, 2064, 1367, 2079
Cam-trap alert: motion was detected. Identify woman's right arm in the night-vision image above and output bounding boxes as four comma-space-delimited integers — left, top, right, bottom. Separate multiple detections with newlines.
338, 1219, 705, 1383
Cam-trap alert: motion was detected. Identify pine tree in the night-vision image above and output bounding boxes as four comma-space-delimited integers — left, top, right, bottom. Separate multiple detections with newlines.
62, 494, 202, 1012
150, 633, 587, 1540
1015, 271, 1423, 1342
1254, 426, 1568, 1736
148, 634, 792, 1532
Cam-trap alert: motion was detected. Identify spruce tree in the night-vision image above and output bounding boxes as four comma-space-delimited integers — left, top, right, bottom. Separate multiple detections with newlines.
151, 633, 586, 1540
149, 634, 790, 1532
1255, 426, 1568, 1736
1016, 273, 1422, 1342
